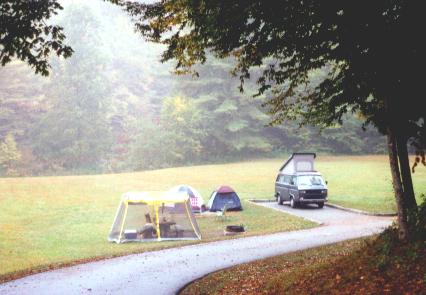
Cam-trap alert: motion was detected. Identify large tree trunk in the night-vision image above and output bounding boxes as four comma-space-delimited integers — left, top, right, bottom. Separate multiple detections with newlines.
387, 129, 409, 240
396, 132, 418, 238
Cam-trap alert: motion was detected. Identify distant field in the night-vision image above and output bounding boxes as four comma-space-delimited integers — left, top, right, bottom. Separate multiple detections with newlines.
0, 155, 425, 280
317, 155, 425, 212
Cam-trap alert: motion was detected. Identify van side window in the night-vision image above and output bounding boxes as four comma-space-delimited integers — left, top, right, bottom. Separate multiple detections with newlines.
283, 175, 291, 184
279, 175, 285, 183
276, 175, 280, 182
290, 176, 296, 185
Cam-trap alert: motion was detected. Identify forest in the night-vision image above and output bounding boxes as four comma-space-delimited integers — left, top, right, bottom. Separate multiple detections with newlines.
0, 1, 385, 177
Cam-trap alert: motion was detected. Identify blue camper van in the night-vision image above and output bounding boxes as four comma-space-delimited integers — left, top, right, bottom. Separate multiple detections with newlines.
275, 153, 328, 208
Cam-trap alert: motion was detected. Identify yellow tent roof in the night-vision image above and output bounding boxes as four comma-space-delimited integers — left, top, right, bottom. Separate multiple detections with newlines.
121, 191, 189, 204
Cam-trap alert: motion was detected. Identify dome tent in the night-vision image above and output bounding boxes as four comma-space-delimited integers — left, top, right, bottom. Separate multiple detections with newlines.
168, 185, 206, 212
207, 185, 243, 212
108, 191, 202, 243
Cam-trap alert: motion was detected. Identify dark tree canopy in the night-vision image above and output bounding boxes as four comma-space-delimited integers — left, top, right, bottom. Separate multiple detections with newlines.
0, 0, 73, 75
118, 0, 424, 142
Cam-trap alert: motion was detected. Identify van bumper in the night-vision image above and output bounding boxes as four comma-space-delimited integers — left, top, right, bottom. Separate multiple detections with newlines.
299, 198, 327, 203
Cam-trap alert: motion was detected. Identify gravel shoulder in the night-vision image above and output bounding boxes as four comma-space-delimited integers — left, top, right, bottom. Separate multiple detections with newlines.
0, 204, 393, 295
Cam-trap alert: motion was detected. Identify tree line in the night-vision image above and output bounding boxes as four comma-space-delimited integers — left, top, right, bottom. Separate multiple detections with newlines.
0, 2, 385, 176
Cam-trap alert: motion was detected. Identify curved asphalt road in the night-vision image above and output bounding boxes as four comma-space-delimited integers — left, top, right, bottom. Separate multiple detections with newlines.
0, 203, 392, 295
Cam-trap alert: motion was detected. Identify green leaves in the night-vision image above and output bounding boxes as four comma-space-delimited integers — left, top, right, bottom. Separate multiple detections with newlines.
0, 1, 73, 75
122, 0, 424, 151
0, 133, 21, 176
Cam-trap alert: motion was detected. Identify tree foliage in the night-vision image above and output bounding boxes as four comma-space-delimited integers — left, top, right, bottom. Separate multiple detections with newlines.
0, 1, 387, 175
30, 4, 113, 173
0, 133, 21, 176
0, 0, 73, 75
175, 59, 273, 159
119, 1, 424, 138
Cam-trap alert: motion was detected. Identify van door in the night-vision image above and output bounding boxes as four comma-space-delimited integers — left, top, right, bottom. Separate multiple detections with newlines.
275, 175, 285, 200
282, 175, 291, 201
288, 175, 298, 200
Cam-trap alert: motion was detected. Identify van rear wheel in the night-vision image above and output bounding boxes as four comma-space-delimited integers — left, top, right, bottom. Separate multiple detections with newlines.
318, 202, 324, 208
277, 195, 283, 205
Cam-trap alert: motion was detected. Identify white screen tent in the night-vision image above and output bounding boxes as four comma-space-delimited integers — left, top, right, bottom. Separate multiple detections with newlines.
108, 191, 202, 243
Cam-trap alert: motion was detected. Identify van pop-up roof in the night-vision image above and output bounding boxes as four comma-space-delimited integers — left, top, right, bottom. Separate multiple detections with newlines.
279, 153, 316, 173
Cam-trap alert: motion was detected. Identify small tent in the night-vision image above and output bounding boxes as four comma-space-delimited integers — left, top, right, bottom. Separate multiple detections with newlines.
207, 185, 242, 212
168, 185, 206, 213
108, 191, 202, 243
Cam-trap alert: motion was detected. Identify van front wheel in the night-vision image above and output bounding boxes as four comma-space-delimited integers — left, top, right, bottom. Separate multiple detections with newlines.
290, 197, 297, 208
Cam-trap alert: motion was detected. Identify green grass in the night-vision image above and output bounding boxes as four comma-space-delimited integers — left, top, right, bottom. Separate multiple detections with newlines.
0, 155, 425, 281
0, 163, 314, 281
317, 155, 425, 213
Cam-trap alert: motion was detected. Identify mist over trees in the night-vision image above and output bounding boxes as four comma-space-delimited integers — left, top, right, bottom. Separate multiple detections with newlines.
0, 1, 385, 176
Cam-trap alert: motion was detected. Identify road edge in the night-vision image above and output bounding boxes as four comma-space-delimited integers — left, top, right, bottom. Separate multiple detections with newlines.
248, 199, 397, 217
247, 199, 324, 225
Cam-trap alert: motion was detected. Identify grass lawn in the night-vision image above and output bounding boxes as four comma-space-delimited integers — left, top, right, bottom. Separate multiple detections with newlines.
317, 155, 425, 213
0, 155, 425, 281
0, 167, 315, 282
181, 232, 426, 294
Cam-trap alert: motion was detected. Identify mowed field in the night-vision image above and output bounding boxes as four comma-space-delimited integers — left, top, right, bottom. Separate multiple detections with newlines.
0, 155, 425, 280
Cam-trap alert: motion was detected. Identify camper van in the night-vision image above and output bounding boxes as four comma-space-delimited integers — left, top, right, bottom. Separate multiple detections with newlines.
275, 153, 327, 208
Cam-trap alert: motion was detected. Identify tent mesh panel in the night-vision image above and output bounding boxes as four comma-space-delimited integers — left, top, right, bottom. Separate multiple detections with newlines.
108, 200, 201, 243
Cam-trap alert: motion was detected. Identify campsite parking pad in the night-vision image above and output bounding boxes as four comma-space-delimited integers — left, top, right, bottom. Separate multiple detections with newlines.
0, 204, 393, 295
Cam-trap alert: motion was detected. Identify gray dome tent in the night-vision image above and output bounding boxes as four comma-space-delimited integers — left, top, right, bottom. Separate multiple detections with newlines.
207, 185, 242, 212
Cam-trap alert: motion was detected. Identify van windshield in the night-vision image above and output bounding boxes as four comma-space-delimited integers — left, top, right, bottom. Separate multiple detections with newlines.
298, 175, 325, 186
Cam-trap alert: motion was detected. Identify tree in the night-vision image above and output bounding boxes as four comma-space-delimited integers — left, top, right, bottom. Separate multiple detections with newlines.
0, 0, 73, 75
174, 59, 273, 159
118, 0, 425, 240
0, 133, 21, 176
31, 4, 113, 173
161, 96, 205, 161
132, 96, 204, 170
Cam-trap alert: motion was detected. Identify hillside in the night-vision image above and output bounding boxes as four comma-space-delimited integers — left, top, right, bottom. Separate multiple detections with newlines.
0, 1, 387, 177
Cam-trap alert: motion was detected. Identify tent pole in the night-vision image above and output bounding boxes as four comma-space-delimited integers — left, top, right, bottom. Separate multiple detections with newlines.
155, 204, 161, 241
184, 200, 201, 240
118, 202, 129, 243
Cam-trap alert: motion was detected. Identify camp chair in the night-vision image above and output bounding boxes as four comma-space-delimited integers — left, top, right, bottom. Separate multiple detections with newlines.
170, 224, 185, 238
215, 204, 229, 221
138, 224, 156, 239
138, 213, 156, 239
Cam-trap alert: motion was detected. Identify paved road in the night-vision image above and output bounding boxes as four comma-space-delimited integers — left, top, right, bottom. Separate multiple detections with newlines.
258, 201, 390, 226
0, 204, 393, 295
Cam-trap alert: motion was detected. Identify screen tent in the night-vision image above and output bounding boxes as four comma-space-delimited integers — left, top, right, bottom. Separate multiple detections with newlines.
108, 191, 202, 243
